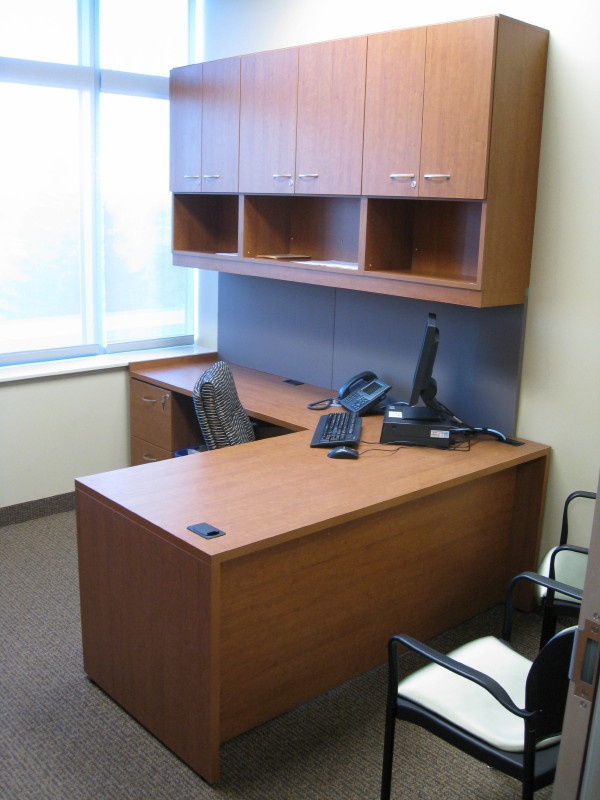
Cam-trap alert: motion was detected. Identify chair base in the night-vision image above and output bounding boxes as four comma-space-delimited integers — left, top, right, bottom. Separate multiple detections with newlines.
397, 700, 559, 787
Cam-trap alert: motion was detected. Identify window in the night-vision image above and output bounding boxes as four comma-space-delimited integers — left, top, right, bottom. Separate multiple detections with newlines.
0, 0, 198, 366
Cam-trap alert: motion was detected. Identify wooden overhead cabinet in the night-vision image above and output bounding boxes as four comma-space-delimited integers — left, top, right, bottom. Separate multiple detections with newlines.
169, 57, 240, 194
362, 26, 426, 198
171, 15, 548, 307
419, 16, 496, 201
199, 56, 240, 193
169, 63, 202, 193
239, 47, 298, 195
294, 36, 367, 196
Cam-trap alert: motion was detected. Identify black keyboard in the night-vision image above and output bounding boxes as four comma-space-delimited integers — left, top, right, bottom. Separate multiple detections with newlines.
310, 411, 362, 448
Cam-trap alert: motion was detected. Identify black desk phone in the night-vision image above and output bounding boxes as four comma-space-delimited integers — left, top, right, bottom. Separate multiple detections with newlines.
338, 371, 391, 415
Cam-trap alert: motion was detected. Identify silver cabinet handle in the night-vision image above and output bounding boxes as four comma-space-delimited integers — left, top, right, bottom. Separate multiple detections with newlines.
389, 173, 415, 179
183, 175, 200, 180
142, 454, 158, 462
273, 173, 292, 179
424, 174, 451, 180
202, 174, 221, 179
141, 393, 169, 408
298, 173, 319, 179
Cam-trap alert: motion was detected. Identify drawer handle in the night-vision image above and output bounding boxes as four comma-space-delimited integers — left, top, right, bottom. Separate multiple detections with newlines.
389, 173, 415, 180
424, 174, 451, 181
273, 173, 292, 179
142, 454, 158, 462
298, 173, 319, 179
202, 174, 221, 179
141, 392, 170, 409
183, 174, 200, 180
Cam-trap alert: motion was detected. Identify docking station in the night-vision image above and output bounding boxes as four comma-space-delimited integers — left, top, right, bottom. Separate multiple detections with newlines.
379, 404, 459, 449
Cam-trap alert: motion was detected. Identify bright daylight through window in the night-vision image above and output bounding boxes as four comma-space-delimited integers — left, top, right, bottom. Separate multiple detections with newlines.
0, 0, 197, 366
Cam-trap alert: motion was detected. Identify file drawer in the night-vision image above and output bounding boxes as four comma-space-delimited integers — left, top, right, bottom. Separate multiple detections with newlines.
129, 377, 202, 463
130, 435, 172, 466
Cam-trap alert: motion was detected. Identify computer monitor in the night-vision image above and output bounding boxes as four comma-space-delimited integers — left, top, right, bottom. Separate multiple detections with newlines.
409, 313, 439, 409
399, 313, 449, 422
385, 313, 507, 442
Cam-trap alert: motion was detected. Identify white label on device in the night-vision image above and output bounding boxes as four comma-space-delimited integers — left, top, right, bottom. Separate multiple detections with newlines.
431, 430, 450, 439
388, 410, 404, 419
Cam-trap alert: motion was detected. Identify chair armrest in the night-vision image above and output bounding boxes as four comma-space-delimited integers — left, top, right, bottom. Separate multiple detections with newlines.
559, 490, 597, 546
548, 545, 589, 579
388, 634, 531, 719
502, 571, 583, 641
511, 570, 584, 601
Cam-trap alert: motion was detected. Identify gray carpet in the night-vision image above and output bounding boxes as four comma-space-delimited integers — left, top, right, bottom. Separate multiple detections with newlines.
0, 510, 553, 799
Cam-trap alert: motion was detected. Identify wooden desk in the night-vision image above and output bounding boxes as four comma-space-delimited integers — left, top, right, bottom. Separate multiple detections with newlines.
76, 355, 550, 782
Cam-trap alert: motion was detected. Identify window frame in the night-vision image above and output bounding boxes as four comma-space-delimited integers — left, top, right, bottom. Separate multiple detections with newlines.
0, 0, 199, 368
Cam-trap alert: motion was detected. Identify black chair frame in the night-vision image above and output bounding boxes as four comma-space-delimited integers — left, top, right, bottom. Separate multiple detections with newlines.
381, 571, 583, 800
539, 490, 596, 645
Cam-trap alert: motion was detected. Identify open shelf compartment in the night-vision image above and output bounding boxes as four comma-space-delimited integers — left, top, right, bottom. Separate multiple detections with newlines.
242, 195, 361, 269
364, 198, 483, 285
173, 194, 239, 255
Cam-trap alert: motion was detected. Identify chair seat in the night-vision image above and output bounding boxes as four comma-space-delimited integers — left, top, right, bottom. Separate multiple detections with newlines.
397, 636, 545, 752
382, 572, 581, 800
537, 547, 587, 602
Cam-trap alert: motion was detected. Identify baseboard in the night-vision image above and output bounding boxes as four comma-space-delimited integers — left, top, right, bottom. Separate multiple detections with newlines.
0, 492, 76, 527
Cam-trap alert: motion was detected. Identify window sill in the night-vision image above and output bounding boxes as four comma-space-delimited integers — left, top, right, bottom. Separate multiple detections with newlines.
0, 345, 213, 384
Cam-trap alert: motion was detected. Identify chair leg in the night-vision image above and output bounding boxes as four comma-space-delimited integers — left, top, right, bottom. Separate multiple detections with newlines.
522, 729, 535, 800
380, 708, 396, 800
521, 778, 534, 800
540, 603, 557, 648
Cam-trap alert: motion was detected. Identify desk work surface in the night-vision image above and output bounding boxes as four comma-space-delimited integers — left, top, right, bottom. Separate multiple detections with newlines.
77, 355, 551, 564
128, 352, 324, 431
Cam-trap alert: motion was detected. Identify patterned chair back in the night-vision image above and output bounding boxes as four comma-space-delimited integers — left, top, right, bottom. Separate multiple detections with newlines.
192, 361, 256, 449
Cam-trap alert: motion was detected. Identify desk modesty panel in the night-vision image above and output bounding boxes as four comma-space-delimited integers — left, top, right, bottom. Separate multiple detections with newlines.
76, 356, 550, 782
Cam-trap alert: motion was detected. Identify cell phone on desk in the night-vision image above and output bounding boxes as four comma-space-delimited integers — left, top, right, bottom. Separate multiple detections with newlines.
338, 371, 391, 415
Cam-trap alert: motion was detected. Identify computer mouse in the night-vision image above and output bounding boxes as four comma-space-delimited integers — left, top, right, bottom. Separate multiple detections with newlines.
328, 446, 359, 459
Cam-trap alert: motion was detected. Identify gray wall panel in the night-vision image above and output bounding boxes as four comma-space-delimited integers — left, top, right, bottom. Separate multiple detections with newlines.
218, 274, 525, 435
332, 291, 525, 433
218, 274, 336, 387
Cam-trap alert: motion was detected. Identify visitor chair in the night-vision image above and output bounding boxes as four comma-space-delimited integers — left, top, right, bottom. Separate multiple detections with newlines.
192, 360, 256, 449
381, 571, 583, 800
536, 490, 596, 646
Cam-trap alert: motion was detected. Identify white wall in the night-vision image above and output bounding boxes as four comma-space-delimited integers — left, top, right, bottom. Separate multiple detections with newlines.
202, 0, 600, 554
0, 369, 129, 507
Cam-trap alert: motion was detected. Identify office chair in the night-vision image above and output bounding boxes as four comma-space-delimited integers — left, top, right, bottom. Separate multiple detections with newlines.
536, 490, 596, 646
381, 571, 583, 800
192, 360, 256, 449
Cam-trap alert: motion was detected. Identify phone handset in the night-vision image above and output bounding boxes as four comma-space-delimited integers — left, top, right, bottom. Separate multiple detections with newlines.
338, 371, 377, 400
338, 371, 391, 415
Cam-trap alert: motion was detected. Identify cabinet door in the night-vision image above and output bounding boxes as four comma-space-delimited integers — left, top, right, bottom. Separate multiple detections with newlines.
362, 27, 426, 198
420, 16, 496, 199
295, 37, 367, 196
169, 64, 203, 193
239, 48, 298, 195
201, 56, 241, 193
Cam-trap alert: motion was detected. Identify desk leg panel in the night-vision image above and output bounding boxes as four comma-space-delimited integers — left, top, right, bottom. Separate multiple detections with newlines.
508, 455, 550, 609
76, 490, 221, 782
219, 468, 519, 741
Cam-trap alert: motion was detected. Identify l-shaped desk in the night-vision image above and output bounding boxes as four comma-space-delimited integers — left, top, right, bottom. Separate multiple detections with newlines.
76, 354, 550, 783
